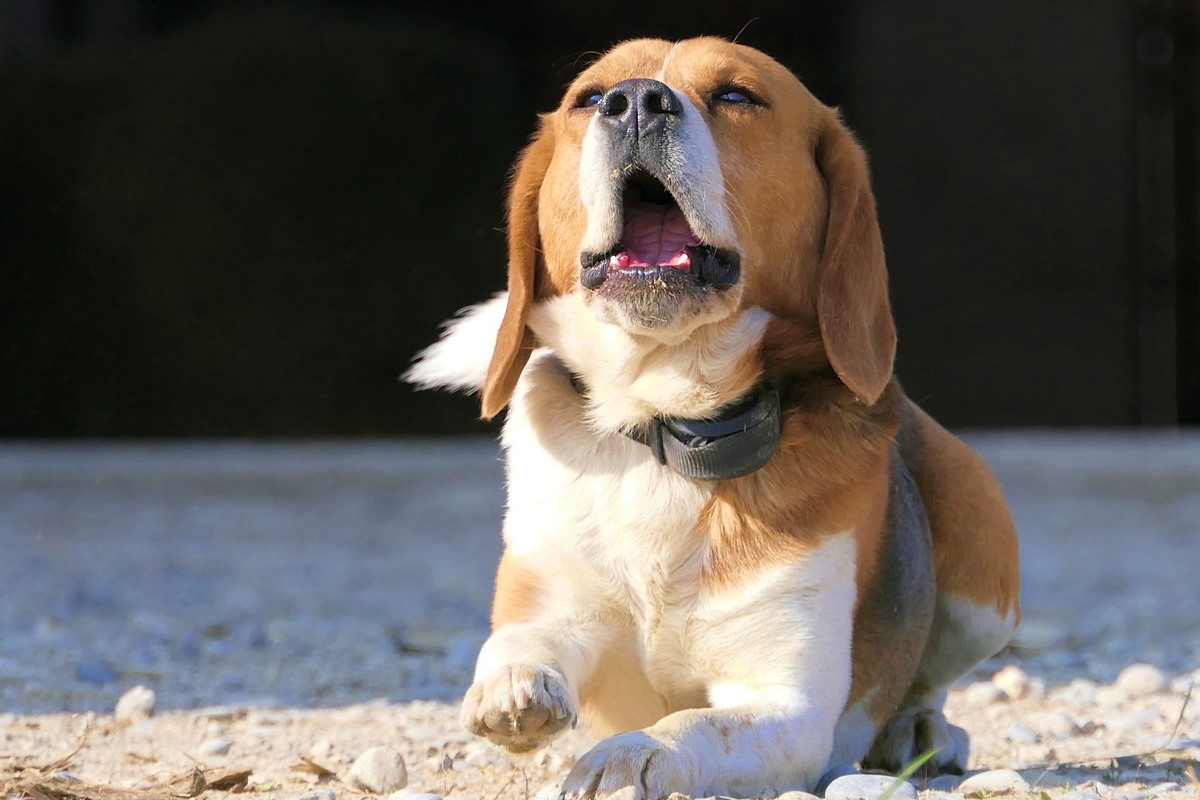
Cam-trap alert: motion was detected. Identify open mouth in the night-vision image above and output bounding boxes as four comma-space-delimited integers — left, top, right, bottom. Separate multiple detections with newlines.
580, 169, 740, 290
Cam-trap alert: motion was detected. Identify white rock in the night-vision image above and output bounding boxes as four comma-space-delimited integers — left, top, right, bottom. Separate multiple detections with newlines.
197, 737, 231, 756
1026, 678, 1047, 700
1116, 663, 1167, 697
295, 791, 336, 800
385, 792, 443, 800
1150, 782, 1182, 793
1004, 723, 1039, 743
1095, 685, 1130, 708
114, 685, 156, 725
1058, 791, 1102, 800
824, 774, 917, 800
958, 769, 1029, 796
776, 792, 822, 800
1034, 710, 1080, 738
963, 682, 1007, 707
991, 665, 1030, 699
920, 793, 965, 800
532, 783, 561, 800
309, 738, 336, 759
346, 746, 408, 794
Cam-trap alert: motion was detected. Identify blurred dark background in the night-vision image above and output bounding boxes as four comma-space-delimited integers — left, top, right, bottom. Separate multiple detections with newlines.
0, 0, 1196, 436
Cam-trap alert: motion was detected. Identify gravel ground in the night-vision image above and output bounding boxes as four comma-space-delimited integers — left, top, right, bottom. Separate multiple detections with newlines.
1, 433, 1198, 800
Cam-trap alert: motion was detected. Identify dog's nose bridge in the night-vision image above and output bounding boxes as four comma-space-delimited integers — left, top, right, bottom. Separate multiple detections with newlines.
598, 78, 681, 140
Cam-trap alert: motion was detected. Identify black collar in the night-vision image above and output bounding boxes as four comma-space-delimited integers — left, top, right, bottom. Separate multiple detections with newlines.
569, 375, 782, 480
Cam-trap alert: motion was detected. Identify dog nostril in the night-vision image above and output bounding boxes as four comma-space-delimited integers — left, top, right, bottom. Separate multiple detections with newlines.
601, 92, 629, 116
645, 90, 670, 114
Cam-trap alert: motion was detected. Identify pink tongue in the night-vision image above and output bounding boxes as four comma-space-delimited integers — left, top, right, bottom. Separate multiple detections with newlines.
619, 200, 699, 267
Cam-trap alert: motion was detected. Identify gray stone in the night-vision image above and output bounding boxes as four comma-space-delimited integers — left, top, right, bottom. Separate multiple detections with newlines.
346, 746, 408, 794
295, 791, 337, 800
824, 774, 917, 800
815, 765, 861, 796
958, 769, 1029, 796
1116, 663, 1167, 697
777, 792, 822, 800
114, 685, 156, 725
197, 737, 231, 756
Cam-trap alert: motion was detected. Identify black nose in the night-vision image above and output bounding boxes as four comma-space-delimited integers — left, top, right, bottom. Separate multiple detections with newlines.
598, 78, 681, 139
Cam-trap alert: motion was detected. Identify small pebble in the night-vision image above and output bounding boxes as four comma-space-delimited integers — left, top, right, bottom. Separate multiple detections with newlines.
295, 791, 336, 800
776, 792, 821, 800
991, 665, 1030, 699
114, 685, 156, 725
963, 683, 1007, 707
919, 793, 964, 800
1034, 710, 1080, 738
958, 769, 1029, 796
1116, 663, 1167, 697
385, 792, 443, 800
346, 746, 408, 794
1058, 791, 1102, 800
51, 771, 82, 783
1004, 723, 1039, 743
824, 774, 917, 800
197, 737, 231, 756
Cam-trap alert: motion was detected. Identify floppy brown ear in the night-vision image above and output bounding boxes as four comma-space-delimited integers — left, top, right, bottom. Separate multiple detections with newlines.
480, 119, 556, 420
814, 111, 897, 405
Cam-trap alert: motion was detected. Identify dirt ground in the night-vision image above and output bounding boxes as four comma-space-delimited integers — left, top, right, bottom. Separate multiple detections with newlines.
1, 434, 1198, 800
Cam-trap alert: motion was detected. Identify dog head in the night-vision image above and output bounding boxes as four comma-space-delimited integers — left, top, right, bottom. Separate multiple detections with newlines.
481, 37, 895, 419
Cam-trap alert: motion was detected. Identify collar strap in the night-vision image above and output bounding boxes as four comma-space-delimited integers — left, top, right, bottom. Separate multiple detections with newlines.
569, 375, 782, 480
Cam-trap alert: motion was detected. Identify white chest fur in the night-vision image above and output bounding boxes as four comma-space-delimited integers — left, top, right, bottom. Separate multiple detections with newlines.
501, 349, 715, 686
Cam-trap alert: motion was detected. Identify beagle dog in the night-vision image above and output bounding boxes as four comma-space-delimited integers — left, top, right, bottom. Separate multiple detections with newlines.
408, 37, 1020, 800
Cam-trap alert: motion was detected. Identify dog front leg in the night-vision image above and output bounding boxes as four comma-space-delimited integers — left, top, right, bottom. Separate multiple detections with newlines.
560, 693, 838, 799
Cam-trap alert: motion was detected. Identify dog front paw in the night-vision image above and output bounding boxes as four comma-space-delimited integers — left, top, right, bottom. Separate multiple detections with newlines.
460, 664, 576, 753
561, 732, 694, 800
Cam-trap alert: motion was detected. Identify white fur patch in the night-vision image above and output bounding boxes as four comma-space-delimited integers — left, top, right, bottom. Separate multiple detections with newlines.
403, 293, 507, 394
528, 295, 771, 432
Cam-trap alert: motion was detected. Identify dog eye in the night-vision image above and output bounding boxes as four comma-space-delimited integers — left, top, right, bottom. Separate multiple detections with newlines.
576, 88, 604, 108
712, 87, 763, 108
